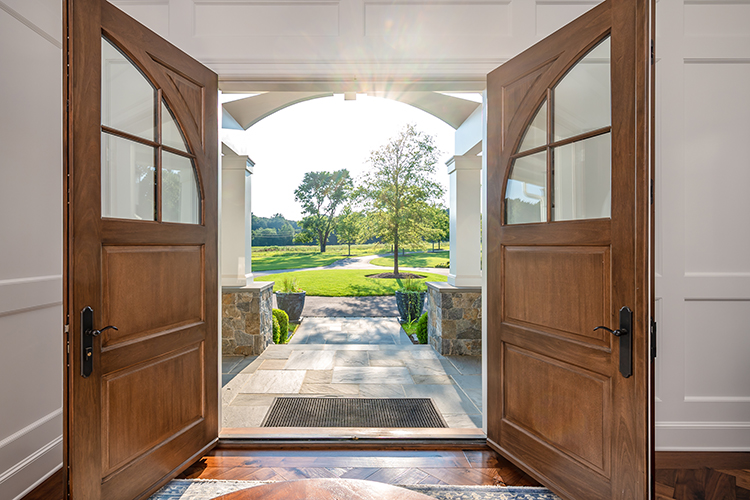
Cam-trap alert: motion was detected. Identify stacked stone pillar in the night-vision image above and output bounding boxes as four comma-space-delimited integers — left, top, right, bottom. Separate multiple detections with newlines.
222, 282, 274, 356
426, 282, 482, 356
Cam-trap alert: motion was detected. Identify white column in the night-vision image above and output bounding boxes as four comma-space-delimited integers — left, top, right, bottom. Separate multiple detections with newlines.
221, 144, 254, 286
447, 154, 482, 287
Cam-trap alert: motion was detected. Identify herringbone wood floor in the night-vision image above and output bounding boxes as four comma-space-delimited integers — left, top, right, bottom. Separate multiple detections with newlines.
655, 468, 750, 499
178, 448, 540, 486
21, 449, 750, 499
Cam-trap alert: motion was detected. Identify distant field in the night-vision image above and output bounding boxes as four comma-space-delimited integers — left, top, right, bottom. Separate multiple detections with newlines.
370, 250, 449, 269
251, 244, 387, 272
256, 269, 447, 297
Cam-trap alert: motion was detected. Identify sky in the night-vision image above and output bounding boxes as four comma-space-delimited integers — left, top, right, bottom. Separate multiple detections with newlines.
220, 94, 457, 221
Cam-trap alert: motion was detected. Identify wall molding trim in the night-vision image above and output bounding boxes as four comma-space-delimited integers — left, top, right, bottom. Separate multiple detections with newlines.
0, 409, 63, 456
0, 1, 61, 48
0, 275, 62, 318
0, 436, 62, 486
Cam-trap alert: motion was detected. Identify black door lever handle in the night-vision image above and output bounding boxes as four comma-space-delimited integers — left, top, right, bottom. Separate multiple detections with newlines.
593, 306, 633, 378
81, 306, 119, 378
86, 325, 118, 337
593, 325, 628, 337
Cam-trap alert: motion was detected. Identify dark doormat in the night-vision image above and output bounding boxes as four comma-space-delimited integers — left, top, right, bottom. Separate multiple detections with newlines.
261, 397, 447, 428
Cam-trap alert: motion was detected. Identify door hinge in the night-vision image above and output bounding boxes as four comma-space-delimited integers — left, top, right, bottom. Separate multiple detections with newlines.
651, 40, 655, 65
650, 318, 657, 359
64, 324, 69, 334
650, 179, 654, 205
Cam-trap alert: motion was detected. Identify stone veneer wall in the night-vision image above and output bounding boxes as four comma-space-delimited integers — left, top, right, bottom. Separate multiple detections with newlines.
426, 282, 482, 356
222, 281, 274, 356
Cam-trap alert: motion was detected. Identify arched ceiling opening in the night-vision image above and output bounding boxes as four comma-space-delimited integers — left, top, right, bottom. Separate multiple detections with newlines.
222, 91, 482, 131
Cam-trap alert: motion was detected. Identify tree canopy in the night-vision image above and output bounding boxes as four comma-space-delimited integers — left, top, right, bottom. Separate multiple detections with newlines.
356, 124, 444, 275
335, 207, 365, 256
294, 170, 353, 252
427, 206, 450, 250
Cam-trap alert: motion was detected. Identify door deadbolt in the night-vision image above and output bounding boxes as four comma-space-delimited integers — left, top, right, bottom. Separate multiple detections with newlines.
80, 306, 118, 378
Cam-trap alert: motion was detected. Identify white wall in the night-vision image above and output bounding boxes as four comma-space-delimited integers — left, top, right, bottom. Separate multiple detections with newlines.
0, 2, 744, 497
0, 1, 63, 498
654, 0, 750, 450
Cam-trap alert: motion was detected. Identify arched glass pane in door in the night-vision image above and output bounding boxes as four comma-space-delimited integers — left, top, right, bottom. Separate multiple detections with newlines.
161, 100, 189, 153
554, 38, 611, 141
552, 37, 611, 221
518, 101, 547, 153
101, 38, 155, 140
504, 36, 611, 225
506, 152, 547, 224
100, 37, 201, 224
162, 152, 200, 223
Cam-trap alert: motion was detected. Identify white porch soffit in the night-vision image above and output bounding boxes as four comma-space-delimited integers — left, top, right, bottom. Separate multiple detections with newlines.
223, 91, 481, 130
223, 92, 333, 130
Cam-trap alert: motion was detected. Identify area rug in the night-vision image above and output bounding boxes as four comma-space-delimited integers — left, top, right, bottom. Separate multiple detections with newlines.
149, 479, 562, 500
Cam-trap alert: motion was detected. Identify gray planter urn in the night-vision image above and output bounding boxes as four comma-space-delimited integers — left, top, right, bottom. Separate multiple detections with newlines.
395, 290, 427, 324
275, 291, 306, 323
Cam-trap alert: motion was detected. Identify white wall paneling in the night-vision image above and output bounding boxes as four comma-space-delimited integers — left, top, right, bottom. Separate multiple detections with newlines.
195, 1, 340, 38
1, 3, 749, 499
655, 0, 750, 450
109, 0, 170, 38
535, 0, 601, 38
364, 1, 511, 37
0, 2, 63, 498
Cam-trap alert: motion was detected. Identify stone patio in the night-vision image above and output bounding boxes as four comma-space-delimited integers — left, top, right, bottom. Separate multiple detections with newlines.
221, 317, 482, 429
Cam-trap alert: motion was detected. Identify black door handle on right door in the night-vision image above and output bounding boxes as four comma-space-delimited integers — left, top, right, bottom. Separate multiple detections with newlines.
593, 306, 632, 378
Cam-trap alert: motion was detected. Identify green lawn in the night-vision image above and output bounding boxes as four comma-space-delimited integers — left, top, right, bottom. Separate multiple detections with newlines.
251, 244, 387, 272
370, 250, 450, 269
256, 269, 447, 297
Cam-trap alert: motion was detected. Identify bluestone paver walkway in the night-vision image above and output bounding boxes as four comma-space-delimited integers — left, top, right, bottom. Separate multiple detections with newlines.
222, 317, 482, 430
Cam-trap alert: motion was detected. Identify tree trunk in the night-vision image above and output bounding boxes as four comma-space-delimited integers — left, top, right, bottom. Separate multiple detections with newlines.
347, 243, 351, 256
320, 239, 326, 253
393, 230, 399, 275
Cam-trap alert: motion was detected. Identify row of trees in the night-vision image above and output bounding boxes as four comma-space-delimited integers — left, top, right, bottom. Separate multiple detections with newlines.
251, 214, 300, 246
293, 124, 449, 275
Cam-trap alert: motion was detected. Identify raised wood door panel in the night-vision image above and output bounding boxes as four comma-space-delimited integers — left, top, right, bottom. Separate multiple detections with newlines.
486, 1, 651, 499
65, 1, 218, 499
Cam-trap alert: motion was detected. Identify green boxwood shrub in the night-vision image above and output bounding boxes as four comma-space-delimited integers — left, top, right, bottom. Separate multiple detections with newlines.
272, 315, 280, 344
416, 312, 428, 344
272, 308, 289, 343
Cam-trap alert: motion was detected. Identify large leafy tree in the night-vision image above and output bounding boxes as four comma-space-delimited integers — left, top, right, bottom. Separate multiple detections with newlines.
335, 207, 365, 256
428, 205, 450, 251
294, 170, 353, 252
357, 124, 444, 275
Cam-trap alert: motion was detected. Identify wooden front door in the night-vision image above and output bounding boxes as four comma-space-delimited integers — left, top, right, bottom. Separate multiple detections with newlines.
64, 1, 218, 498
486, 1, 652, 499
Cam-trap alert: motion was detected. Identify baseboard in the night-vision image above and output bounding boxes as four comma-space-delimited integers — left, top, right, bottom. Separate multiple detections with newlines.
0, 438, 62, 500
655, 451, 750, 470
655, 421, 750, 451
17, 466, 62, 500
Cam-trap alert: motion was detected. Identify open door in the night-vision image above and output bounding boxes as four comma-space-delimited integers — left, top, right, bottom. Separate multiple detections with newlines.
64, 1, 218, 498
486, 1, 652, 499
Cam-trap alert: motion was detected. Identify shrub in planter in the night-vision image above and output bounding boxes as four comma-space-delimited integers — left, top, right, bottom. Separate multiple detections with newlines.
272, 308, 289, 344
272, 315, 280, 344
416, 312, 428, 344
395, 279, 427, 324
275, 277, 306, 323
